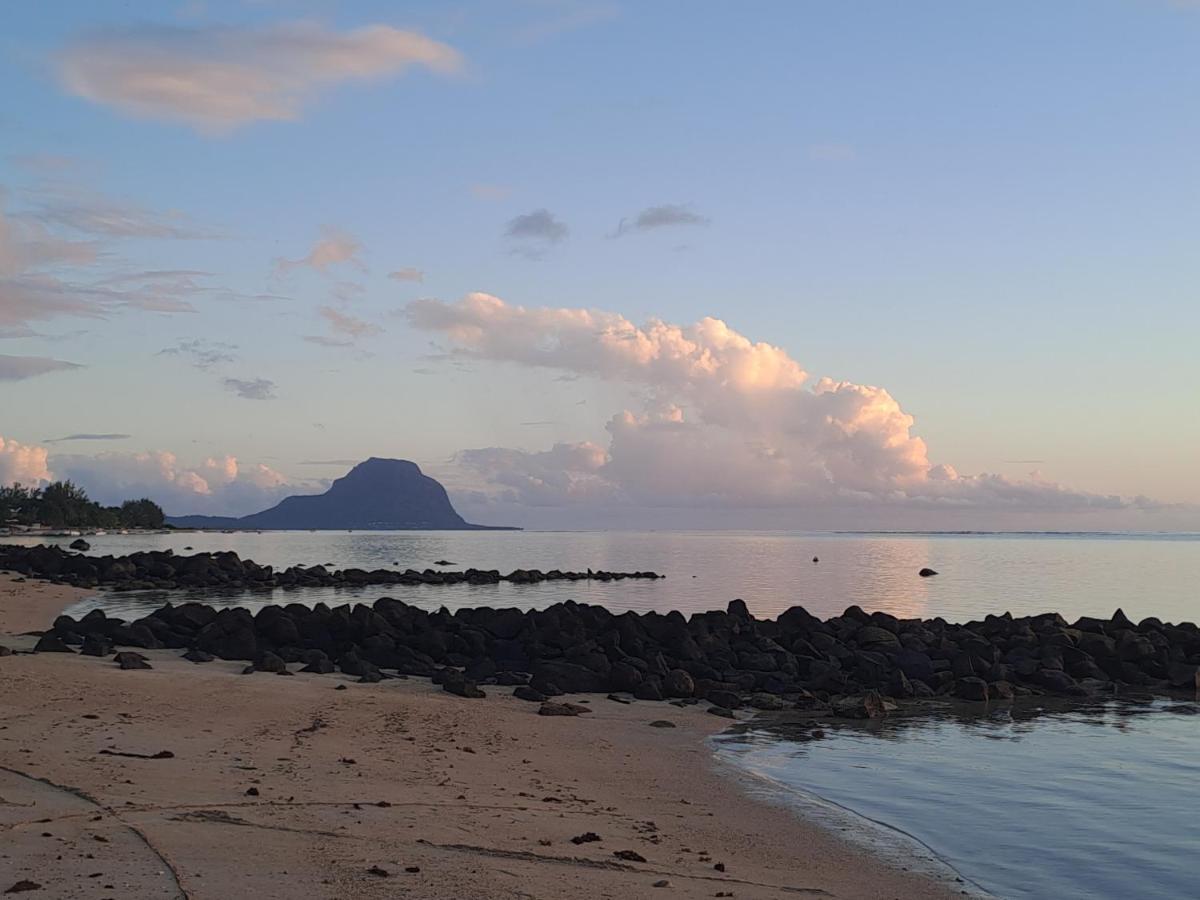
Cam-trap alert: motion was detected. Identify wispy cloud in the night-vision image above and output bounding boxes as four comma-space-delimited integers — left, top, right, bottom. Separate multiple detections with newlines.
0, 353, 82, 381
304, 305, 382, 347
276, 226, 365, 275
1, 191, 219, 331
611, 204, 709, 238
27, 189, 218, 239
387, 266, 424, 282
159, 338, 237, 369
222, 376, 277, 400
44, 433, 131, 443
57, 22, 464, 134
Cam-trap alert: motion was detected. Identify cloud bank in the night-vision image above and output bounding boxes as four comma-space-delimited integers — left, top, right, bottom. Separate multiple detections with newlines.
58, 22, 463, 133
0, 442, 314, 517
408, 294, 1151, 520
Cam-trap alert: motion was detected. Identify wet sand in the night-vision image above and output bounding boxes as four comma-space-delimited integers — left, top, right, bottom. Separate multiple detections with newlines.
0, 575, 959, 899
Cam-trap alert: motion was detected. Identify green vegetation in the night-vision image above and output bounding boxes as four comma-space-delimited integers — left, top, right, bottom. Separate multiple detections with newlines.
0, 481, 165, 530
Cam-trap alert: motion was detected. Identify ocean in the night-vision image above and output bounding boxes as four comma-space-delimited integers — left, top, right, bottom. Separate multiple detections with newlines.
12, 529, 1200, 899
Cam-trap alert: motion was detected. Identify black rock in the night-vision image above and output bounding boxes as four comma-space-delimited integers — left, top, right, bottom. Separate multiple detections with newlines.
69, 538, 90, 551
633, 676, 664, 701
301, 658, 335, 674
182, 649, 215, 663
81, 635, 114, 657
955, 676, 989, 701
33, 635, 74, 653
114, 651, 152, 670
918, 568, 938, 577
256, 652, 288, 674
663, 668, 695, 698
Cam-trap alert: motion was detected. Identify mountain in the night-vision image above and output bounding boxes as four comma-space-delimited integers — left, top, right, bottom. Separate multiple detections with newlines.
167, 458, 515, 531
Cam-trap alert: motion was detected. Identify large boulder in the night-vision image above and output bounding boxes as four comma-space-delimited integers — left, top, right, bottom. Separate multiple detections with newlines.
663, 668, 695, 698
955, 676, 989, 702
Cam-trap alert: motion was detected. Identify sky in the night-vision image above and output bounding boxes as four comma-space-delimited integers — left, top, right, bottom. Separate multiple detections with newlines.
1, 0, 1198, 530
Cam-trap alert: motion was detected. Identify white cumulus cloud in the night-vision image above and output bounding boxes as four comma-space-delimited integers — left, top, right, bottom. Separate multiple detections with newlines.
408, 294, 1150, 517
0, 435, 53, 487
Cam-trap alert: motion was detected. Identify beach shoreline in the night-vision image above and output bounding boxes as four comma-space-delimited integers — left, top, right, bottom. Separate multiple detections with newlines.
0, 573, 958, 899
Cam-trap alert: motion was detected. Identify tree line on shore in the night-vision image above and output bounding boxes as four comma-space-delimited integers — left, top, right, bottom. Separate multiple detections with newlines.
0, 481, 165, 530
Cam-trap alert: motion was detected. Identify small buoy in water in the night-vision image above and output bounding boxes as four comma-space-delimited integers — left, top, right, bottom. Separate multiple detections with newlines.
919, 567, 938, 577
812, 556, 819, 563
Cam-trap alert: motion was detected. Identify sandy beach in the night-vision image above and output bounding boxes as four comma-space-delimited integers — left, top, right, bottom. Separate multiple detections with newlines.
0, 575, 965, 899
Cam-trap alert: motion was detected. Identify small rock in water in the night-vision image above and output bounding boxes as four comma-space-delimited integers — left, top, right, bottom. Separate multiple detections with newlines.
652, 880, 670, 888
5, 880, 42, 894
69, 538, 90, 551
434, 559, 454, 566
648, 720, 677, 728
918, 567, 938, 577
366, 866, 389, 877
812, 556, 819, 563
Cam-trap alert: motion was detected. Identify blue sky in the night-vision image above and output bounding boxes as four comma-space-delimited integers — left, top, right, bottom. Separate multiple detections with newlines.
1, 0, 1198, 528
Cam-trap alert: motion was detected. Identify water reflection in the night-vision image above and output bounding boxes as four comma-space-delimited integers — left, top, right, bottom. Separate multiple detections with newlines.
714, 698, 1200, 900
723, 697, 1200, 751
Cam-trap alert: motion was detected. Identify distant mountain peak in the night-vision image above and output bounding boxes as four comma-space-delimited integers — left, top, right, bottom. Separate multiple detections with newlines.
168, 457, 515, 531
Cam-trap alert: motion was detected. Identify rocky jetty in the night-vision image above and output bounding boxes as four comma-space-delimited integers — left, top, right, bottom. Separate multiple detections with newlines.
29, 590, 1200, 710
0, 544, 662, 592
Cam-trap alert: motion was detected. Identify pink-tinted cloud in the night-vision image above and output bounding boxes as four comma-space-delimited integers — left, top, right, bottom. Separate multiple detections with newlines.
0, 435, 52, 487
48, 449, 311, 516
276, 227, 365, 275
58, 22, 463, 134
305, 305, 382, 346
409, 294, 1152, 515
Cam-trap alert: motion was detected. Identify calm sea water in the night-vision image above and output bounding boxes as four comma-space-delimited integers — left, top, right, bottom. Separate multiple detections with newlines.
714, 698, 1200, 900
11, 529, 1200, 899
10, 529, 1199, 625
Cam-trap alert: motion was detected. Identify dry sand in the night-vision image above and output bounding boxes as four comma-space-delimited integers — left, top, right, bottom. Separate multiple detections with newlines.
0, 575, 963, 899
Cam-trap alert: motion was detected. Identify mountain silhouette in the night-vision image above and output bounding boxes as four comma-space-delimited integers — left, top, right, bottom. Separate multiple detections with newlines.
167, 458, 515, 530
